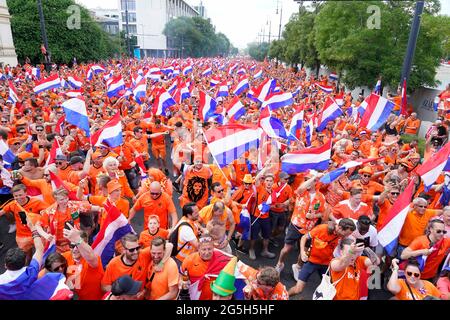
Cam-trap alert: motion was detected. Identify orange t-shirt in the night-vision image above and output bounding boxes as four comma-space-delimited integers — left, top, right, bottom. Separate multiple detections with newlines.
181, 166, 211, 209
376, 198, 394, 231
251, 185, 271, 219
138, 228, 169, 248
271, 184, 293, 213
291, 191, 326, 234
404, 118, 420, 135
394, 279, 441, 300
133, 192, 176, 229
62, 252, 105, 300
181, 252, 213, 300
332, 256, 369, 300
399, 209, 440, 246
144, 257, 179, 300
308, 224, 340, 265
2, 198, 47, 238
101, 248, 151, 290
407, 236, 450, 279
332, 200, 373, 220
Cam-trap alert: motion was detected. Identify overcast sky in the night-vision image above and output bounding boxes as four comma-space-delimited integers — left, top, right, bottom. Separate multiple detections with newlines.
76, 0, 450, 49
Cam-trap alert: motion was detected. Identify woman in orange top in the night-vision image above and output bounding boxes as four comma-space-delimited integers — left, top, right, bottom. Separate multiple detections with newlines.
330, 238, 376, 300
388, 259, 441, 300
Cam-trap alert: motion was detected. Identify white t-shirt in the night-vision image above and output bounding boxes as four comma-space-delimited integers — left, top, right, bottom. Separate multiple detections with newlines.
179, 225, 197, 244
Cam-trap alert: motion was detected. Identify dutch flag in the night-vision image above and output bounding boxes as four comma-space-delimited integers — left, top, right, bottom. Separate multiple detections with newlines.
281, 140, 331, 174
359, 93, 395, 131
61, 98, 90, 137
33, 74, 61, 94
90, 112, 123, 148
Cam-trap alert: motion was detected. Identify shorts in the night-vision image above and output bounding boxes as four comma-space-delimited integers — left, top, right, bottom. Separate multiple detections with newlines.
284, 223, 304, 245
16, 236, 34, 252
152, 145, 166, 159
270, 210, 286, 230
251, 217, 271, 240
298, 262, 328, 283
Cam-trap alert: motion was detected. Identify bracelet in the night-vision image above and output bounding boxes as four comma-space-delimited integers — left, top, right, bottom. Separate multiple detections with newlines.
74, 238, 83, 246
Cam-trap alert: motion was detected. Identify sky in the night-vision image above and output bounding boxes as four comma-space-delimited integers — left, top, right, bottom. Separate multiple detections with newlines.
77, 0, 450, 50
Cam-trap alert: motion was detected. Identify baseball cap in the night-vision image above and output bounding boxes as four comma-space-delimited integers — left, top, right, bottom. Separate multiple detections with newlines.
278, 172, 289, 180
55, 154, 68, 161
111, 275, 142, 296
69, 156, 84, 165
107, 180, 122, 194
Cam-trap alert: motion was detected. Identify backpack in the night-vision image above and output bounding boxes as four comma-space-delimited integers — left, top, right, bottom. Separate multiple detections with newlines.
168, 221, 193, 257
312, 267, 347, 300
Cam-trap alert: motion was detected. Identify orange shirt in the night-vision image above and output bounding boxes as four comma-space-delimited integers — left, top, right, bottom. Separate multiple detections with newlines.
394, 279, 441, 300
114, 143, 137, 171
332, 200, 373, 220
181, 252, 213, 300
2, 198, 47, 238
399, 209, 440, 246
271, 183, 293, 213
133, 192, 176, 229
308, 224, 340, 265
62, 252, 105, 300
332, 256, 369, 300
144, 257, 179, 300
291, 190, 326, 234
101, 248, 151, 290
21, 176, 76, 205
251, 185, 271, 219
181, 166, 211, 209
404, 118, 420, 135
58, 166, 73, 182
407, 236, 450, 279
138, 228, 169, 248
129, 134, 149, 160
376, 198, 394, 231
149, 124, 169, 146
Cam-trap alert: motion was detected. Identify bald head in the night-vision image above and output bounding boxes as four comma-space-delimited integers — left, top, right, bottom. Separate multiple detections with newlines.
149, 181, 162, 194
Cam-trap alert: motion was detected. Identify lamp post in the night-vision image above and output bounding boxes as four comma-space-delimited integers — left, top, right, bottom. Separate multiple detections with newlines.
124, 0, 131, 57
276, 0, 283, 40
37, 0, 51, 68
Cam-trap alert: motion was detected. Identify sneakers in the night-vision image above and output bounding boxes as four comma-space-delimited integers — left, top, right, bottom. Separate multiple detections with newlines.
269, 238, 280, 248
8, 224, 16, 234
275, 262, 284, 273
261, 251, 276, 259
248, 249, 256, 260
292, 263, 301, 282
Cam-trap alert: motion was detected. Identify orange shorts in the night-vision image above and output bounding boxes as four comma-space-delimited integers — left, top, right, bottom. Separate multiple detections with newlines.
152, 145, 166, 159
16, 236, 34, 252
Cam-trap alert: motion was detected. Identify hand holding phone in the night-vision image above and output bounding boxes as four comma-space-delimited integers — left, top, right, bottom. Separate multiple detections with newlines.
18, 211, 27, 225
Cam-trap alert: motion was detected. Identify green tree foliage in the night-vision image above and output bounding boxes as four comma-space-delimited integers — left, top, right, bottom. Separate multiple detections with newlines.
247, 42, 270, 62
270, 0, 448, 91
163, 16, 233, 57
8, 0, 121, 64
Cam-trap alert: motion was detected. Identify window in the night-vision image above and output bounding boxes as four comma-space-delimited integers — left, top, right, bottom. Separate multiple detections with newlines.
121, 12, 136, 23
122, 24, 137, 34
121, 0, 136, 11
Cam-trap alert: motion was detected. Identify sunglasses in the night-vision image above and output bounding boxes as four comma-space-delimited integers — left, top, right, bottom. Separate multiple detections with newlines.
406, 271, 420, 278
125, 246, 141, 253
416, 205, 427, 208
36, 129, 44, 132
14, 142, 21, 145
51, 264, 67, 272
18, 131, 26, 134
69, 243, 78, 249
436, 229, 447, 234
150, 192, 161, 196
55, 161, 65, 165
1, 121, 7, 124
362, 174, 371, 178
391, 192, 400, 195
215, 189, 224, 193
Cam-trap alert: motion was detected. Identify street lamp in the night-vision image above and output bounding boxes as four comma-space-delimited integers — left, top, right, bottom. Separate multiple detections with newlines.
276, 0, 283, 40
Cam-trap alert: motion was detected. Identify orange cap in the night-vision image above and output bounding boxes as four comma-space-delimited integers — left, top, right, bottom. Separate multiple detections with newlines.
358, 166, 373, 176
351, 180, 363, 189
107, 180, 122, 194
18, 151, 33, 161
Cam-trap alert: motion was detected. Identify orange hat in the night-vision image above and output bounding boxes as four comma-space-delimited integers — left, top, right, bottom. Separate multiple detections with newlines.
107, 180, 122, 194
399, 159, 414, 170
9, 138, 21, 145
346, 124, 356, 132
16, 119, 27, 126
358, 166, 373, 176
17, 151, 33, 161
351, 180, 363, 190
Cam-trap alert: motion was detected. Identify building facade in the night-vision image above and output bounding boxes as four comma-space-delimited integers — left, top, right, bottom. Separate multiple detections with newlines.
118, 0, 199, 58
0, 0, 17, 66
90, 9, 120, 36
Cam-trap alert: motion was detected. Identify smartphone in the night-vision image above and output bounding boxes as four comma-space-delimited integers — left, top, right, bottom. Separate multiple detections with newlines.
356, 238, 370, 248
18, 211, 27, 225
64, 220, 74, 230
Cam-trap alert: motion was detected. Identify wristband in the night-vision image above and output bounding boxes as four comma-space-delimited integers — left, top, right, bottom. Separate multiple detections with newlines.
74, 238, 83, 246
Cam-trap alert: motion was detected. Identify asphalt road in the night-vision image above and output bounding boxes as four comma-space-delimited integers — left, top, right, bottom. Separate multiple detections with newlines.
0, 137, 392, 300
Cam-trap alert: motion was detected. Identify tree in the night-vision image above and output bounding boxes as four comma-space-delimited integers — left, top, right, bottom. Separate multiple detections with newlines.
8, 0, 121, 64
247, 42, 270, 61
163, 16, 234, 57
313, 0, 447, 90
268, 39, 286, 61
